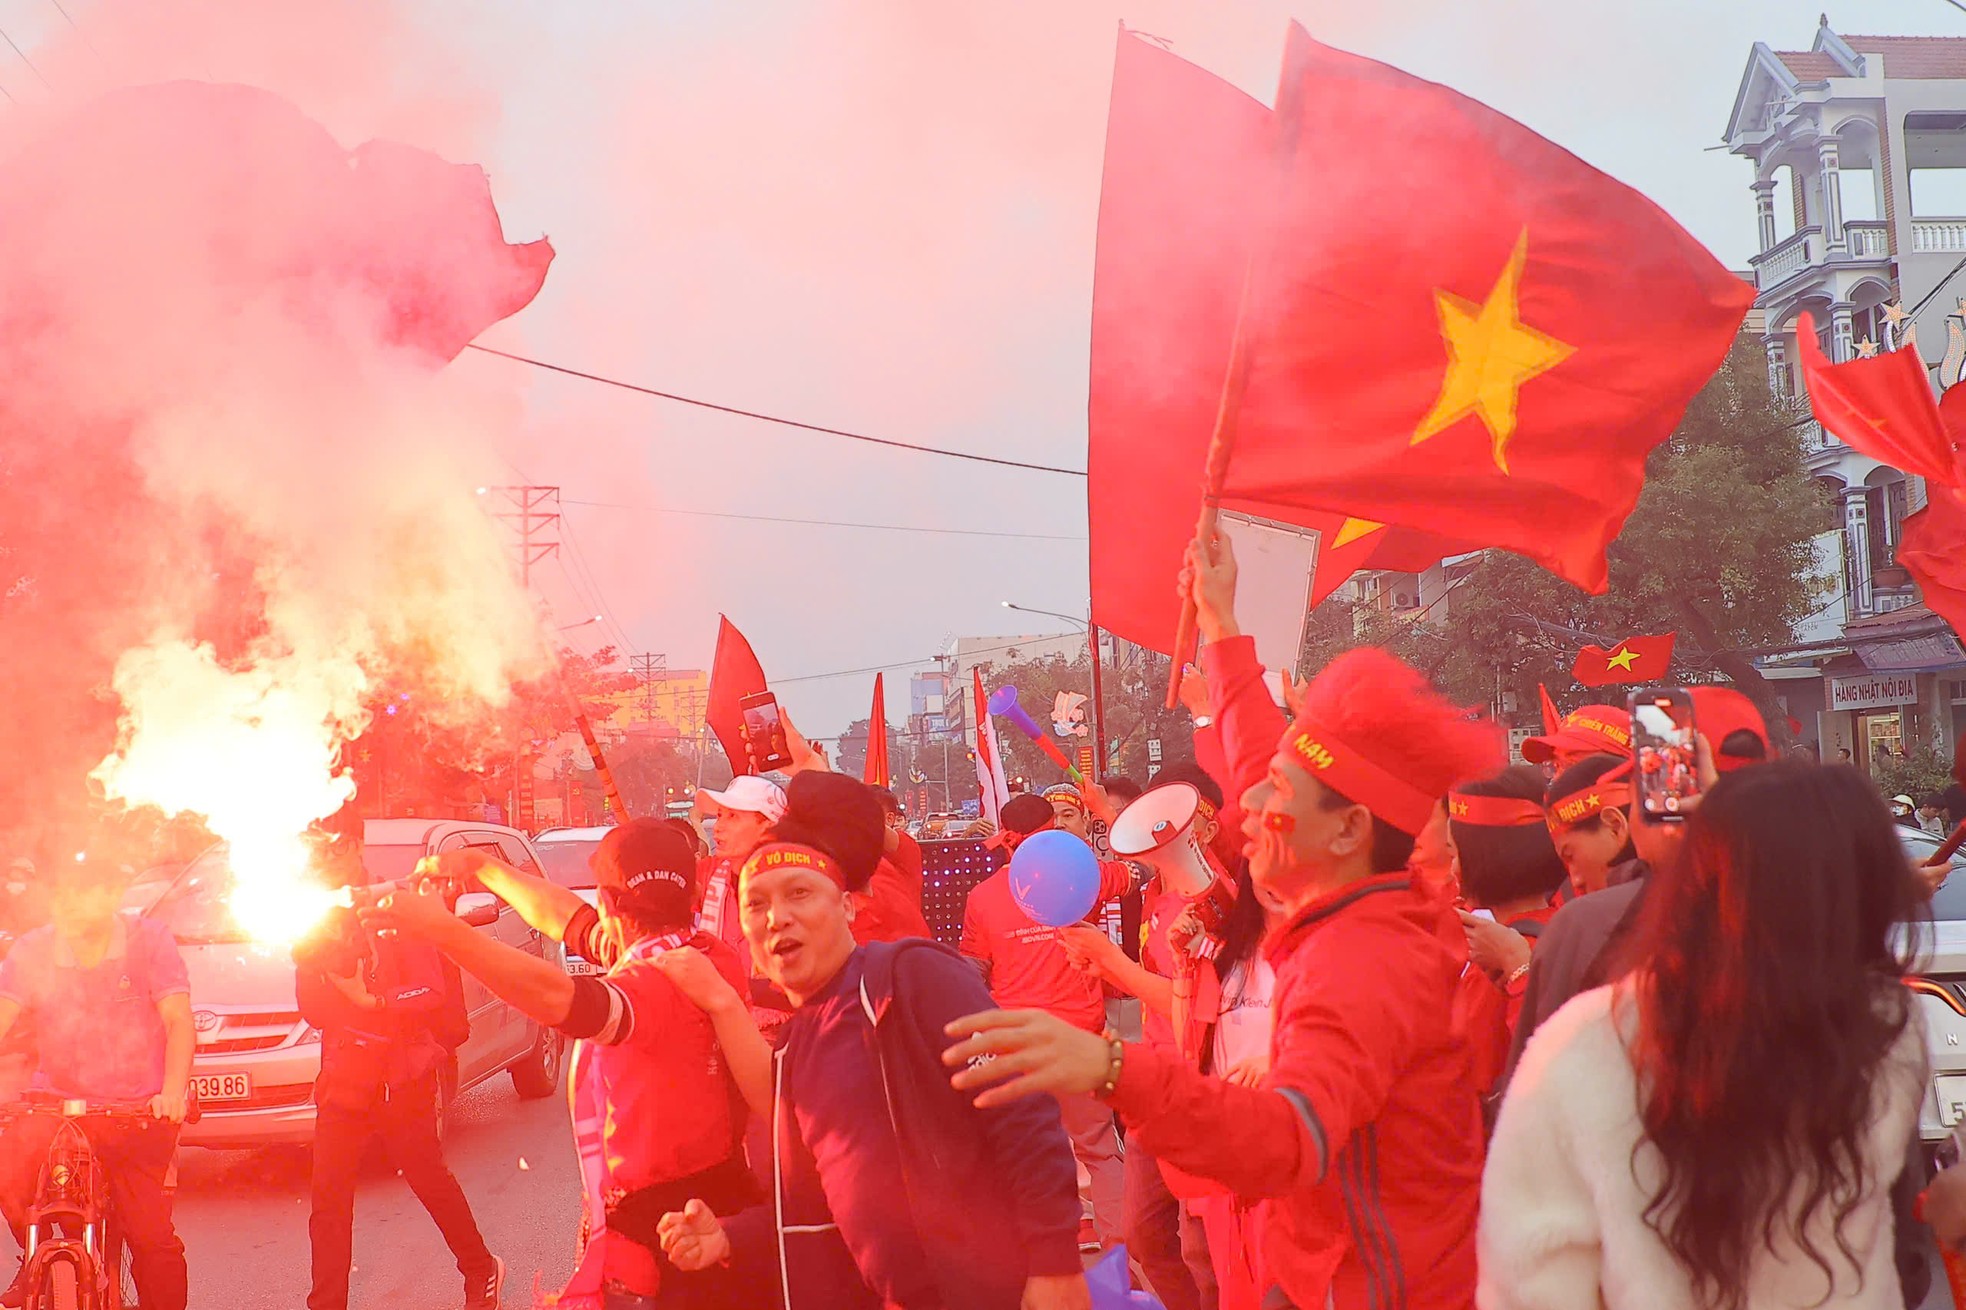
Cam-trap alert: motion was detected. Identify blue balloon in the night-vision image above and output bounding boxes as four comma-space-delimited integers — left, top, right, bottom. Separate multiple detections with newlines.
1008, 829, 1101, 927
1086, 1246, 1165, 1308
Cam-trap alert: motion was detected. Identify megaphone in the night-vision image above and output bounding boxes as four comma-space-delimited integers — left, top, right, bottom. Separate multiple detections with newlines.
1109, 783, 1215, 898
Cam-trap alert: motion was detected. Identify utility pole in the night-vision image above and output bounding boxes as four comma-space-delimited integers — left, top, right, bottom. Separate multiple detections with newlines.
631, 652, 667, 727
483, 485, 561, 588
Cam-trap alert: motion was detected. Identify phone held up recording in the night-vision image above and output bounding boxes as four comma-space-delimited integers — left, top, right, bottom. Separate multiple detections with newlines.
1629, 687, 1700, 823
739, 690, 795, 773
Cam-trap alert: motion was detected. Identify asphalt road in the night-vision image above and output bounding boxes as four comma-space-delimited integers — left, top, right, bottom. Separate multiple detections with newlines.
172, 1076, 580, 1309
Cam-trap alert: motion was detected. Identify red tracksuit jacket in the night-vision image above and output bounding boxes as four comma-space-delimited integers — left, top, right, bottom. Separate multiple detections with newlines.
1104, 636, 1483, 1309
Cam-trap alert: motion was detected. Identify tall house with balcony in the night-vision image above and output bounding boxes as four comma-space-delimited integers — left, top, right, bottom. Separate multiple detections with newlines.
1727, 19, 1966, 763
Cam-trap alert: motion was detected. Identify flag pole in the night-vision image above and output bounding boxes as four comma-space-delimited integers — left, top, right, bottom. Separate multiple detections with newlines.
1165, 253, 1262, 708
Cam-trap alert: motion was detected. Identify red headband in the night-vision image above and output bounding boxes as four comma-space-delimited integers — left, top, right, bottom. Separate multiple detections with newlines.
1446, 793, 1547, 828
743, 842, 847, 891
1286, 723, 1439, 835
1545, 762, 1634, 833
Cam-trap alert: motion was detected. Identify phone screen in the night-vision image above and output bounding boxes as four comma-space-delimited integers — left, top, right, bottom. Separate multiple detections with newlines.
739, 692, 794, 773
1630, 688, 1700, 821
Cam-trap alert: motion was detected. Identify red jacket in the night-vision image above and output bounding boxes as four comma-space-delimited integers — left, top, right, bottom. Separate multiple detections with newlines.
1451, 904, 1557, 1099
1110, 876, 1482, 1309
1106, 636, 1484, 1310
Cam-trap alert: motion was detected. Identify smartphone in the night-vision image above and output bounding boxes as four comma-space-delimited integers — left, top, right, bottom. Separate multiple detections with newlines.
738, 691, 795, 773
1629, 687, 1700, 822
1468, 908, 1497, 923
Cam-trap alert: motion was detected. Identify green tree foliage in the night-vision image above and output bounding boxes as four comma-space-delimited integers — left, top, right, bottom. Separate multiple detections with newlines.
1301, 339, 1832, 730
980, 648, 1190, 786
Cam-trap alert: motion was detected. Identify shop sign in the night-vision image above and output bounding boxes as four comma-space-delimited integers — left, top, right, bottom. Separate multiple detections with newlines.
1828, 673, 1919, 712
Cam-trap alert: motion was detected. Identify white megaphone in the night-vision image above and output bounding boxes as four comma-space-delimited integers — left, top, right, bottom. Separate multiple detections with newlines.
1109, 782, 1216, 898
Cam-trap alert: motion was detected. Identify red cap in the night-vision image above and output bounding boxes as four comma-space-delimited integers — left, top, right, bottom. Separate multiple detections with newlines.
1521, 704, 1632, 765
1691, 686, 1769, 773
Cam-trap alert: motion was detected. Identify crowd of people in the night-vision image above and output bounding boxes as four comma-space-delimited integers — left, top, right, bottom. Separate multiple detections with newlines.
359, 520, 1966, 1309
5, 512, 1965, 1309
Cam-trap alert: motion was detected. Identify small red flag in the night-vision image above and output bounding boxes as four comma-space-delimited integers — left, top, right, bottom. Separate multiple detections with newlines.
1795, 316, 1961, 485
864, 674, 892, 790
1899, 485, 1966, 638
1572, 633, 1676, 687
1537, 683, 1561, 735
706, 616, 769, 775
1219, 27, 1753, 594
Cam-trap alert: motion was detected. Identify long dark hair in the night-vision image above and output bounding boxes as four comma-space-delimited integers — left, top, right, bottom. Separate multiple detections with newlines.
1625, 763, 1925, 1309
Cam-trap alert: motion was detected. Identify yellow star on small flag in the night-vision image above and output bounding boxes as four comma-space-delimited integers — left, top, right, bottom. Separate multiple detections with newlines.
1411, 228, 1576, 474
1855, 338, 1879, 359
1604, 647, 1640, 672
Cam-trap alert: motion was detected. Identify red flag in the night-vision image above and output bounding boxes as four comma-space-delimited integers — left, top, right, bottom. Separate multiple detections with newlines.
1571, 632, 1676, 687
1899, 485, 1966, 637
706, 615, 770, 775
1218, 27, 1753, 594
1308, 519, 1474, 607
1796, 316, 1961, 486
1538, 683, 1561, 735
864, 674, 892, 789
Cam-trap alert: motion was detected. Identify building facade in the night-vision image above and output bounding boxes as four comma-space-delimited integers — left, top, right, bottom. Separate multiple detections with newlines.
1725, 19, 1966, 769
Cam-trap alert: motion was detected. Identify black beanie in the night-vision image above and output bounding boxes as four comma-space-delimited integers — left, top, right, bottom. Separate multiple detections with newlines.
773, 772, 886, 892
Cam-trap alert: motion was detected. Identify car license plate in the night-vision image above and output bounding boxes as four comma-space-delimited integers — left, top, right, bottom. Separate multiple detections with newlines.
1938, 1075, 1966, 1128
192, 1072, 251, 1102
566, 958, 597, 976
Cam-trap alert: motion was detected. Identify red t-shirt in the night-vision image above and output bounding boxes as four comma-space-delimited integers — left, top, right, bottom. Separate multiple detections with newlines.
961, 861, 1132, 1033
590, 931, 750, 1196
1138, 879, 1186, 1050
852, 832, 934, 945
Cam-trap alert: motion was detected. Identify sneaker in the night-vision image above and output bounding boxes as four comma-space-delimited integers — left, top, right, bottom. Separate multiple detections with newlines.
1077, 1218, 1101, 1254
464, 1257, 505, 1309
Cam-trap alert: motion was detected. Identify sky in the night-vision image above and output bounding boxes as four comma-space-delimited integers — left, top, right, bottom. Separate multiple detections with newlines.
3, 0, 1962, 743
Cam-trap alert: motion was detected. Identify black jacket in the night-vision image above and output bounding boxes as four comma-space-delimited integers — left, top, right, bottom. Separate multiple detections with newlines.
296, 933, 468, 1108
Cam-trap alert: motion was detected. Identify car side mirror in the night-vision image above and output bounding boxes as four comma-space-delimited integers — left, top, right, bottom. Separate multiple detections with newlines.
455, 892, 501, 929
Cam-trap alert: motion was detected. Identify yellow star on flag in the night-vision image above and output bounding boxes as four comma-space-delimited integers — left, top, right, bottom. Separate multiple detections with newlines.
1604, 647, 1640, 672
1331, 518, 1384, 549
1411, 229, 1576, 474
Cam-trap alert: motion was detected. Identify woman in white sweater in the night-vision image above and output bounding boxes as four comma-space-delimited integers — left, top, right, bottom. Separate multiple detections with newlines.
1479, 761, 1928, 1310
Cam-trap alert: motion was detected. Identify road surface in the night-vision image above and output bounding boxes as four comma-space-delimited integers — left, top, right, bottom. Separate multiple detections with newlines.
174, 1077, 580, 1309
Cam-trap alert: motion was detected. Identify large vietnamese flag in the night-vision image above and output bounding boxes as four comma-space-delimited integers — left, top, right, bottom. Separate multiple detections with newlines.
1087, 30, 1462, 649
1219, 25, 1754, 594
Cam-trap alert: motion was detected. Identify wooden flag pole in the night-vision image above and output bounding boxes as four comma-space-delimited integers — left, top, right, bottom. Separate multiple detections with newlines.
1165, 258, 1262, 709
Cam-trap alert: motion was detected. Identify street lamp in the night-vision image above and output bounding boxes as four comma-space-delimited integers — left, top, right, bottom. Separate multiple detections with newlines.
999, 601, 1108, 780
556, 615, 604, 632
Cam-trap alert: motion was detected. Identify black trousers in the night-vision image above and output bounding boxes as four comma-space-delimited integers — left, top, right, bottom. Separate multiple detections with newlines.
0, 1114, 187, 1310
307, 1072, 494, 1310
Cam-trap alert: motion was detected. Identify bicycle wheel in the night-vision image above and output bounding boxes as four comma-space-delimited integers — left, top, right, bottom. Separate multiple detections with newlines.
32, 1253, 80, 1310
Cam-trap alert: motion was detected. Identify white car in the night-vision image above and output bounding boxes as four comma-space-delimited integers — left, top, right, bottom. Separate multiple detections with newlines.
533, 826, 611, 975
146, 819, 567, 1150
1897, 824, 1966, 1161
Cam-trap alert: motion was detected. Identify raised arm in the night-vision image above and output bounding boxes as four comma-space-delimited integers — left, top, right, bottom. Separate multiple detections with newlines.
360, 884, 576, 1026
425, 850, 585, 941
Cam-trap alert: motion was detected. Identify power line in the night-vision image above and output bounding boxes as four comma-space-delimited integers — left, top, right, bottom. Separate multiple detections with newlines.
48, 0, 104, 62
0, 25, 51, 90
777, 635, 1089, 686
562, 498, 1083, 542
463, 343, 1087, 478
558, 513, 640, 653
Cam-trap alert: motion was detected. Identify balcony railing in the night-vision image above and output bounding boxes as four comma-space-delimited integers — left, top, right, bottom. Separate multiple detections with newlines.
1754, 227, 1817, 287
1846, 220, 1891, 258
1913, 218, 1966, 253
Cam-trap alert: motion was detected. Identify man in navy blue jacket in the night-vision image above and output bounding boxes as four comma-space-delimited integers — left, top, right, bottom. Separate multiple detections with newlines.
653, 772, 1087, 1310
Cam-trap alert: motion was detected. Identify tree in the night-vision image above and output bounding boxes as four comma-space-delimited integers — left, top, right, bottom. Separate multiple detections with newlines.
981, 647, 1191, 787
1300, 339, 1832, 732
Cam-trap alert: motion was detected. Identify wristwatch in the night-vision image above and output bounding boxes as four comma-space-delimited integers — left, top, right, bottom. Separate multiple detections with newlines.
1192, 715, 1214, 729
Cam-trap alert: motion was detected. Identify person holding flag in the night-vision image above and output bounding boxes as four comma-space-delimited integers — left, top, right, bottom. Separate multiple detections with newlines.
942, 527, 1500, 1310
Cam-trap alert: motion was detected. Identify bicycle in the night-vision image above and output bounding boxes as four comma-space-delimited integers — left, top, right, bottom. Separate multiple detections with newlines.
0, 1094, 193, 1310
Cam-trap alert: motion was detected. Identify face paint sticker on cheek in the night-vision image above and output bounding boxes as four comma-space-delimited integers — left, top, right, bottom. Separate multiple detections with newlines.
1262, 812, 1298, 836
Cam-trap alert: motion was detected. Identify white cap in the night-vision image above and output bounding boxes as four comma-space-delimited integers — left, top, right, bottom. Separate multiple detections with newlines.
1894, 794, 1917, 807
697, 776, 789, 823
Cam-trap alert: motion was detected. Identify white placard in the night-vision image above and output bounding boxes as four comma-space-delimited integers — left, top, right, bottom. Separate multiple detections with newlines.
1217, 512, 1322, 678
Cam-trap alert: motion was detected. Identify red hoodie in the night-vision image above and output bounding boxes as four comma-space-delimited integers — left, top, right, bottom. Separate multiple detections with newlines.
1103, 636, 1483, 1310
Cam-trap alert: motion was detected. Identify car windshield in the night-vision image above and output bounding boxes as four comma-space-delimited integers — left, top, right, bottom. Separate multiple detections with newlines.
537, 841, 600, 890
138, 843, 426, 943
